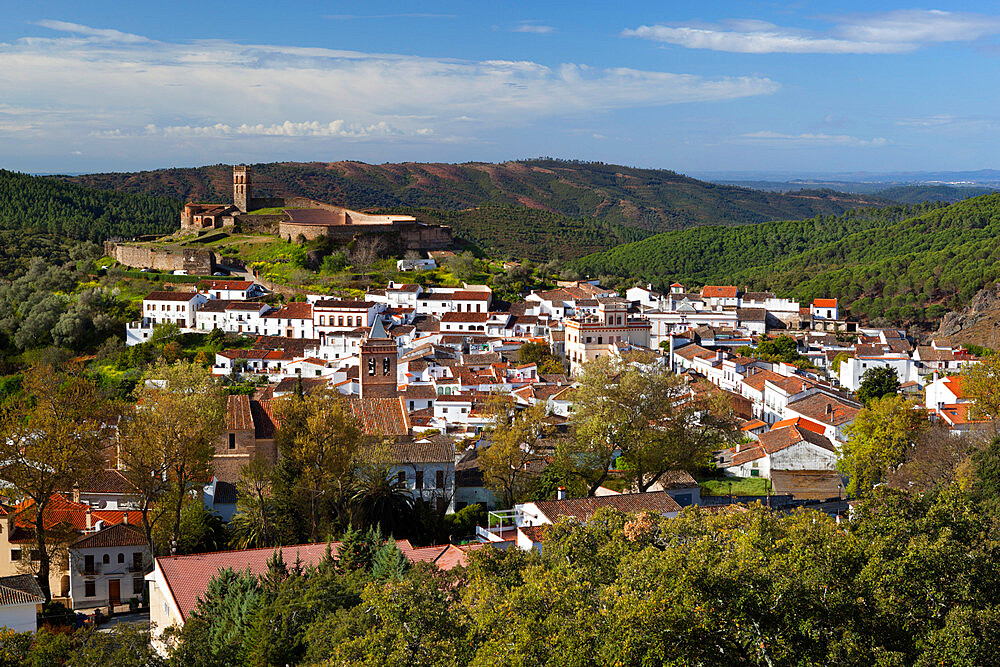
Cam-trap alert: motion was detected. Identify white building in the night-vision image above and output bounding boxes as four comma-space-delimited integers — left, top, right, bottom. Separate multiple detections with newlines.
839, 355, 918, 392
723, 422, 837, 478
197, 279, 263, 301
68, 522, 149, 610
0, 575, 44, 633
261, 302, 315, 339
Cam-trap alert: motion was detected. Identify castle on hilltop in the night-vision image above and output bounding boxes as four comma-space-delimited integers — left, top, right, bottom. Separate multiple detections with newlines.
180, 165, 454, 250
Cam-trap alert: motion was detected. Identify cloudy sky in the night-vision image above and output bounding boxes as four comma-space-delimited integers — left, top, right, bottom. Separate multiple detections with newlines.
2, 1, 1000, 174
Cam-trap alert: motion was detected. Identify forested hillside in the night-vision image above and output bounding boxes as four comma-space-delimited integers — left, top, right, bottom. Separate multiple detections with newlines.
0, 170, 179, 241
391, 205, 656, 260
63, 159, 886, 233
571, 195, 1000, 326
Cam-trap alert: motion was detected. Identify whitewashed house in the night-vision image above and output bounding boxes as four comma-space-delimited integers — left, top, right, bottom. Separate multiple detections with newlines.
68, 521, 149, 610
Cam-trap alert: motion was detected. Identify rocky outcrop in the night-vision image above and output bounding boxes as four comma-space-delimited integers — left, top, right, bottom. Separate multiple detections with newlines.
936, 284, 1000, 347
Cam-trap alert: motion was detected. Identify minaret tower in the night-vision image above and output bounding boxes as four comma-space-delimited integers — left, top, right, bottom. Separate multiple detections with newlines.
233, 164, 251, 212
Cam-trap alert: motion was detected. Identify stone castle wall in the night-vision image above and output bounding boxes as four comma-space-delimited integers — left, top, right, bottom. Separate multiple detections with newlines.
104, 242, 216, 274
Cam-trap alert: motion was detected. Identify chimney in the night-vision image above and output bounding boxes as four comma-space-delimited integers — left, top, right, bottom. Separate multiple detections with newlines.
85, 507, 93, 530
71, 483, 81, 504
123, 511, 129, 525
557, 486, 567, 501
826, 403, 833, 415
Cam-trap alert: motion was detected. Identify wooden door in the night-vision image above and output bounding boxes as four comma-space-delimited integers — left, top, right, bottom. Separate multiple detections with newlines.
108, 579, 120, 606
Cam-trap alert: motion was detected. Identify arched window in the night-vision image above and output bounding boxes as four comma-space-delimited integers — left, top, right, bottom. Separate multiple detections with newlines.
338, 316, 344, 326
319, 316, 325, 325
118, 553, 125, 563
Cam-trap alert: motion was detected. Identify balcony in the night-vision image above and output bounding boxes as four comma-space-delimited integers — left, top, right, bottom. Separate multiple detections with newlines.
81, 563, 101, 576
476, 509, 521, 544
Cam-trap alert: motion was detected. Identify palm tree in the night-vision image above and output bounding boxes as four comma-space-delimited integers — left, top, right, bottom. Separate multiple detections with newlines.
349, 462, 415, 538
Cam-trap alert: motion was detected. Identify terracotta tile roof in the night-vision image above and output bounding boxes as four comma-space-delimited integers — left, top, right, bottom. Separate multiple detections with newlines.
348, 397, 410, 436
740, 370, 785, 392
71, 469, 139, 495
313, 299, 374, 309
400, 384, 438, 400
785, 393, 860, 426
916, 345, 957, 362
263, 302, 313, 319
157, 539, 472, 621
197, 300, 231, 313
731, 445, 765, 466
251, 399, 279, 439
226, 395, 254, 431
72, 522, 147, 550
144, 291, 198, 302
252, 336, 321, 354
451, 291, 491, 300
758, 425, 835, 455
656, 470, 699, 490
199, 280, 253, 291
440, 312, 490, 323
942, 376, 966, 399
532, 491, 682, 523
518, 525, 549, 543
389, 437, 454, 463
0, 575, 44, 607
812, 298, 838, 308
12, 494, 126, 539
771, 416, 827, 435
937, 403, 989, 426
701, 286, 738, 298
674, 344, 716, 361
226, 302, 268, 312
741, 419, 767, 431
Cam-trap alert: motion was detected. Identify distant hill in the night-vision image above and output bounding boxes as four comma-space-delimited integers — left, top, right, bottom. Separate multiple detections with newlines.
0, 170, 179, 242
62, 159, 887, 234
571, 195, 1000, 326
873, 185, 997, 204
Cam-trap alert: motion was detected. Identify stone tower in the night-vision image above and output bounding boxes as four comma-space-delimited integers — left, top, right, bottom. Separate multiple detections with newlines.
359, 318, 398, 400
233, 164, 251, 212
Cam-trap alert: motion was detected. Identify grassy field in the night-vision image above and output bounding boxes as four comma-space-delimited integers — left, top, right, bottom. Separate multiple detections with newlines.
699, 477, 771, 496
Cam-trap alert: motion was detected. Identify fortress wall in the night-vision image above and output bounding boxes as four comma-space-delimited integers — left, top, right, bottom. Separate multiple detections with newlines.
104, 242, 216, 275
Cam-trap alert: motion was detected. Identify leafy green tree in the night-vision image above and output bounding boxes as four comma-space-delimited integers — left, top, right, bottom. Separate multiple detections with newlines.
229, 455, 279, 549
856, 366, 900, 405
0, 364, 115, 600
839, 394, 928, 497
480, 397, 552, 507
371, 539, 410, 581
961, 354, 1000, 420
274, 389, 364, 541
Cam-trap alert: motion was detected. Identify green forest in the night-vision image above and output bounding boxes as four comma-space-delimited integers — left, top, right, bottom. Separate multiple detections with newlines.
571, 194, 1000, 325
386, 205, 656, 260
0, 170, 179, 242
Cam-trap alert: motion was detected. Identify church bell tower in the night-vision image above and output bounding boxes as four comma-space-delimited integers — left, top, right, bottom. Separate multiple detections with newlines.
359, 318, 398, 400
233, 164, 251, 212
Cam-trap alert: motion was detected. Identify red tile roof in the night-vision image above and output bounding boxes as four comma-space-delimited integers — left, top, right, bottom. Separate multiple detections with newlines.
263, 302, 313, 319
701, 286, 738, 298
198, 280, 253, 291
348, 397, 410, 436
812, 298, 838, 308
72, 522, 147, 549
225, 395, 254, 431
532, 491, 682, 523
157, 539, 473, 621
144, 291, 199, 302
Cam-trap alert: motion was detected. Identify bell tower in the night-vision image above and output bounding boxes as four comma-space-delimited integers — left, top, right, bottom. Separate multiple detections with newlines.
233, 164, 251, 212
359, 318, 398, 399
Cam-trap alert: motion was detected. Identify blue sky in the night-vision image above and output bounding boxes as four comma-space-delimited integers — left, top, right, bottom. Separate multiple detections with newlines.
2, 1, 1000, 174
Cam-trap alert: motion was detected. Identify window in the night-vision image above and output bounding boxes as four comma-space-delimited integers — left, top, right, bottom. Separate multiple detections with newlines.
29, 550, 40, 562
397, 471, 406, 485
416, 471, 424, 490
9, 549, 20, 562
85, 555, 95, 573
338, 317, 344, 326
103, 554, 110, 564
228, 433, 236, 450
133, 552, 143, 571
133, 578, 144, 595
118, 553, 125, 563
85, 580, 96, 597
436, 470, 445, 489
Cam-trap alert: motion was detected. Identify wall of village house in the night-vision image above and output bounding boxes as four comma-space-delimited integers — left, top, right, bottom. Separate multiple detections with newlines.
770, 443, 837, 472
147, 568, 182, 655
391, 462, 456, 513
213, 429, 273, 483
69, 544, 148, 609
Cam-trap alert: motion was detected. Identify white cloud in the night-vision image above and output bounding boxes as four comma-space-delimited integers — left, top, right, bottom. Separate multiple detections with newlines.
34, 19, 151, 44
623, 10, 1000, 54
0, 21, 779, 146
740, 131, 889, 147
512, 22, 556, 35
